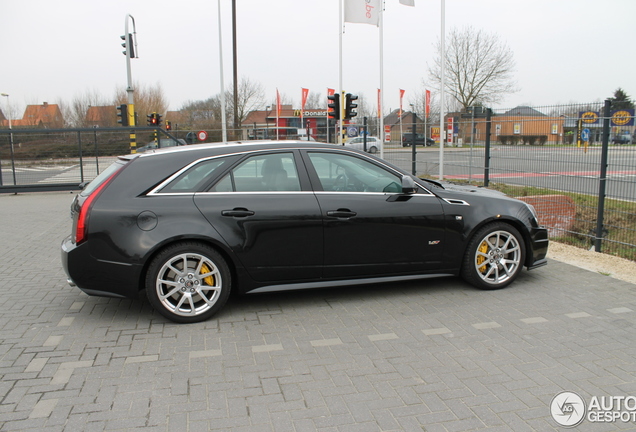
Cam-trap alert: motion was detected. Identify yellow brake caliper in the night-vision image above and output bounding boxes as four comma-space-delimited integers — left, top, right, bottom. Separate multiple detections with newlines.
477, 241, 489, 274
200, 263, 215, 286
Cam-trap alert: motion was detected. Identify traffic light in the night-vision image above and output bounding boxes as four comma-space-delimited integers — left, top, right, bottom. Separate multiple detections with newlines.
116, 104, 129, 126
147, 113, 157, 126
155, 113, 163, 127
120, 33, 136, 58
327, 94, 340, 120
166, 121, 172, 131
344, 93, 358, 120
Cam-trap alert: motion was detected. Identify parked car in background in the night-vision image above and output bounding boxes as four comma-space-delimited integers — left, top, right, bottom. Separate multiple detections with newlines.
137, 138, 187, 153
612, 132, 632, 145
402, 133, 434, 147
344, 136, 380, 154
61, 141, 548, 323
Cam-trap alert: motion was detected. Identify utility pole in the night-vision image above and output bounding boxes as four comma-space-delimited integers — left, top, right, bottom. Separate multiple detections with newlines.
232, 0, 239, 140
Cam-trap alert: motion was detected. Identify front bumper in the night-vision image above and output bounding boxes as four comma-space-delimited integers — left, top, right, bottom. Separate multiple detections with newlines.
527, 226, 549, 270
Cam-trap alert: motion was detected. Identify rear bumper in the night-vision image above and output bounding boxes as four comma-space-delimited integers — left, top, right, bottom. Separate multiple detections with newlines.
61, 235, 142, 299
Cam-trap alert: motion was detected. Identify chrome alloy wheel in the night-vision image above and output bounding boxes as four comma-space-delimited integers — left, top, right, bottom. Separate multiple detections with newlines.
155, 252, 222, 317
474, 230, 522, 285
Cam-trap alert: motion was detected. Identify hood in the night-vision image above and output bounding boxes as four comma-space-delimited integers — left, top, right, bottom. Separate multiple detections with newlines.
439, 183, 509, 199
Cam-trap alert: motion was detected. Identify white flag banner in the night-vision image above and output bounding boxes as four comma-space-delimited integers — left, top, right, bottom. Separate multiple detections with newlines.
344, 0, 382, 26
399, 0, 415, 6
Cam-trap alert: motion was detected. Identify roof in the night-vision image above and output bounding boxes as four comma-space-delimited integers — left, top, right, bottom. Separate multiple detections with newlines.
383, 108, 420, 126
503, 106, 546, 117
11, 102, 64, 127
86, 106, 116, 125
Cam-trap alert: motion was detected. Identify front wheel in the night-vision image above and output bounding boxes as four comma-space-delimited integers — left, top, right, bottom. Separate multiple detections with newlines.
146, 242, 231, 323
368, 146, 378, 154
461, 223, 525, 290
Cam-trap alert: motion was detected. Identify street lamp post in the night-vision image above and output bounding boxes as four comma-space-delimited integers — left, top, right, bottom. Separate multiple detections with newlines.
1, 93, 16, 186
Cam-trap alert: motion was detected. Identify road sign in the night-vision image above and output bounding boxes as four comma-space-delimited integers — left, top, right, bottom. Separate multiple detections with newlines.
581, 128, 590, 142
347, 126, 358, 137
197, 131, 208, 142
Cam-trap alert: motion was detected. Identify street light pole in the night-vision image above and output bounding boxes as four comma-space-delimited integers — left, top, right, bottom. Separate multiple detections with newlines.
1, 93, 16, 186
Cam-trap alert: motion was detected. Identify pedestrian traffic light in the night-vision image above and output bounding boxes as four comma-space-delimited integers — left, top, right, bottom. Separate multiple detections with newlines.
120, 33, 136, 58
166, 120, 172, 131
327, 94, 340, 120
147, 113, 157, 126
116, 104, 129, 126
344, 93, 358, 120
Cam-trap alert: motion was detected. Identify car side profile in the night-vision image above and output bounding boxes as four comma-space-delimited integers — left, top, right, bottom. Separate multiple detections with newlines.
344, 136, 380, 153
61, 141, 548, 323
402, 133, 434, 147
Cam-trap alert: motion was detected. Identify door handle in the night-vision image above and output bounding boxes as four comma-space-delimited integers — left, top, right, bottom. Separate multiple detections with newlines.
221, 208, 255, 217
326, 209, 357, 218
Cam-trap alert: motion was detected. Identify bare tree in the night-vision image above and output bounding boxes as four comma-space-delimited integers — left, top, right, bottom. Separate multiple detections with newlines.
427, 26, 518, 109
304, 92, 324, 109
179, 96, 222, 130
115, 82, 168, 123
63, 89, 110, 127
226, 77, 265, 127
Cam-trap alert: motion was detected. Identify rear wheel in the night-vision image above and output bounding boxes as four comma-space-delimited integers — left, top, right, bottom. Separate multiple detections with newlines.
146, 242, 231, 323
368, 146, 378, 154
461, 223, 525, 290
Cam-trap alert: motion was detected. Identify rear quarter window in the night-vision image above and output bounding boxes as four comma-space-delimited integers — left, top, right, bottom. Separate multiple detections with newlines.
81, 160, 128, 197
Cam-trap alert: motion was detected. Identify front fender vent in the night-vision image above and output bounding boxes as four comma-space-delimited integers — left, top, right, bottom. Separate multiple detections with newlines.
443, 198, 470, 206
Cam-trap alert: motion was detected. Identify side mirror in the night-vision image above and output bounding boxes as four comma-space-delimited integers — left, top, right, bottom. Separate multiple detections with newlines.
401, 176, 417, 194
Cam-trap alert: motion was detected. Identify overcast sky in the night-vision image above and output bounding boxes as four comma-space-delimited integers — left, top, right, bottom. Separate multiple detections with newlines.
1, 0, 634, 117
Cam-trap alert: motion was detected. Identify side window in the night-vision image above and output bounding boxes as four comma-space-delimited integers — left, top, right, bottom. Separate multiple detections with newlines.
158, 158, 229, 193
308, 152, 402, 193
211, 152, 301, 192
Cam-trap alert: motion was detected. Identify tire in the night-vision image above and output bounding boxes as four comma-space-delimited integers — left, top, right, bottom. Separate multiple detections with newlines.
146, 242, 231, 323
368, 146, 378, 154
461, 222, 525, 290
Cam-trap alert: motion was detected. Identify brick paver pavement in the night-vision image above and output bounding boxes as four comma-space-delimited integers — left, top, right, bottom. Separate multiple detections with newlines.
1, 192, 635, 431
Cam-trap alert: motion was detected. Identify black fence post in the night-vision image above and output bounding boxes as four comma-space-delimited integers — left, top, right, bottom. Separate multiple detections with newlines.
484, 108, 492, 187
363, 117, 368, 152
93, 127, 100, 175
77, 131, 84, 184
411, 111, 417, 175
593, 99, 611, 253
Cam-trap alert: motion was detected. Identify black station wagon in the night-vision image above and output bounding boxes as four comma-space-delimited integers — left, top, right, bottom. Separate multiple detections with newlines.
61, 141, 548, 323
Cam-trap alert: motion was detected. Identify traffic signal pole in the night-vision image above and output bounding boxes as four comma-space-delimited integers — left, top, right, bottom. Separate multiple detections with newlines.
123, 14, 138, 153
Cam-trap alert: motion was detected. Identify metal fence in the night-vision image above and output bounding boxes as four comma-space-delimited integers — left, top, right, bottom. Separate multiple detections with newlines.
1, 102, 634, 260
383, 102, 636, 260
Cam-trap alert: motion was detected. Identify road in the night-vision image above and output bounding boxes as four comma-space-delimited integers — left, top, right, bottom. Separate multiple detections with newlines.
385, 145, 636, 201
2, 191, 636, 431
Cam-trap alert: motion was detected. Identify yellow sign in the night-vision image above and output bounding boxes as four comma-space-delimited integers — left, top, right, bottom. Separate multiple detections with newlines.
580, 111, 599, 123
612, 110, 631, 126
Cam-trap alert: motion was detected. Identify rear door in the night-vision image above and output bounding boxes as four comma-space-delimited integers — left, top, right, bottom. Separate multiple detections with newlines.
193, 151, 323, 282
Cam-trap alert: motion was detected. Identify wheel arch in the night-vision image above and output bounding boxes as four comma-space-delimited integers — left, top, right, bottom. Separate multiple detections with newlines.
137, 235, 240, 295
464, 216, 535, 268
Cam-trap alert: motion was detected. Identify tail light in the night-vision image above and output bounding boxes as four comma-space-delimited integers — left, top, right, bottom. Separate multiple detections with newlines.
73, 172, 117, 245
